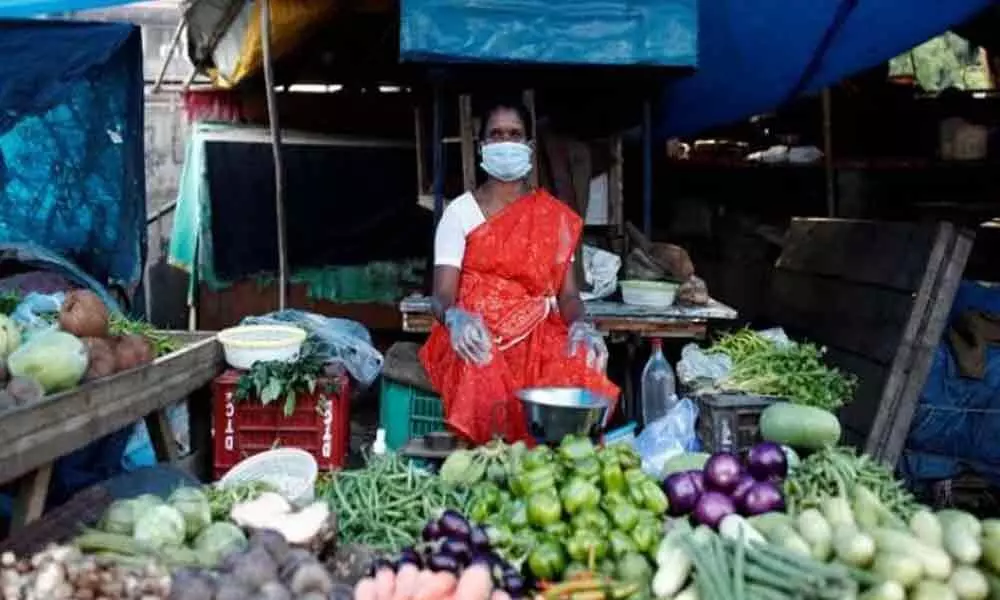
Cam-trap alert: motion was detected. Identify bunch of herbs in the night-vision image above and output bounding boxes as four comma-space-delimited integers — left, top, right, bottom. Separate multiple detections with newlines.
234, 351, 336, 416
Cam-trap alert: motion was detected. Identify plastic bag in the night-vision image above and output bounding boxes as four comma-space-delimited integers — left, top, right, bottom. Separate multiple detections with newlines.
676, 343, 732, 390
241, 309, 383, 387
580, 245, 621, 302
123, 401, 190, 472
635, 398, 700, 479
11, 292, 65, 338
7, 328, 88, 393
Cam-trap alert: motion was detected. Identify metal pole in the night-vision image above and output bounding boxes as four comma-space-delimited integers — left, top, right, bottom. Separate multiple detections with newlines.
260, 0, 288, 309
822, 88, 836, 217
432, 84, 445, 223
642, 100, 653, 238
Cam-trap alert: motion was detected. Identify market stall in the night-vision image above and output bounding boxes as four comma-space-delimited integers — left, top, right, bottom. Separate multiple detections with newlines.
0, 331, 223, 530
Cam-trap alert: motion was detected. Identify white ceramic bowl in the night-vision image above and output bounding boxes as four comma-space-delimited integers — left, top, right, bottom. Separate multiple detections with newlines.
620, 280, 679, 308
217, 325, 307, 370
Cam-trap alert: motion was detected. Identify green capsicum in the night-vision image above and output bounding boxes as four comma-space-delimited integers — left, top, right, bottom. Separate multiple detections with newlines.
608, 530, 638, 558
615, 446, 643, 470
527, 540, 567, 581
505, 500, 530, 530
527, 490, 563, 528
623, 468, 646, 487
543, 521, 571, 540
638, 479, 669, 515
573, 456, 602, 482
558, 435, 597, 462
609, 501, 640, 532
600, 461, 626, 494
630, 520, 661, 555
468, 497, 493, 523
616, 552, 653, 584
566, 529, 609, 563
560, 477, 602, 515
515, 465, 557, 496
572, 509, 611, 535
522, 446, 554, 471
486, 524, 514, 549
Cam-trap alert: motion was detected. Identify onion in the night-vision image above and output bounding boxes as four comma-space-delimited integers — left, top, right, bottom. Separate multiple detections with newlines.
703, 452, 743, 493
730, 474, 757, 507
663, 472, 701, 516
746, 442, 788, 481
693, 492, 736, 529
740, 481, 785, 516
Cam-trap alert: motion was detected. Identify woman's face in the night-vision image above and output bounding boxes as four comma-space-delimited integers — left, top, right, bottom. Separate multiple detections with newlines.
483, 108, 527, 144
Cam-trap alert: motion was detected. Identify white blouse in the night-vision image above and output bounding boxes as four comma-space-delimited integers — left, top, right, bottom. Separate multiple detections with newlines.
433, 191, 575, 268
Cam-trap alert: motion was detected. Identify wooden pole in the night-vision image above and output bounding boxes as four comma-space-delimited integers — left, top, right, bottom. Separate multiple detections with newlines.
260, 0, 288, 310
822, 88, 835, 217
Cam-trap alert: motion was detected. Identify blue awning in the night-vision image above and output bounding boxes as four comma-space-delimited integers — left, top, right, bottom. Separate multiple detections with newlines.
0, 0, 137, 17
658, 0, 997, 138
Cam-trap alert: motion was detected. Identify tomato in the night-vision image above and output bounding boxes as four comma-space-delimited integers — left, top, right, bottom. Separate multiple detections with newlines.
527, 540, 567, 581
527, 490, 563, 528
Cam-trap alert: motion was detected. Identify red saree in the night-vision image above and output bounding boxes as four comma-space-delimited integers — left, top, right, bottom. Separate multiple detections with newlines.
420, 189, 620, 444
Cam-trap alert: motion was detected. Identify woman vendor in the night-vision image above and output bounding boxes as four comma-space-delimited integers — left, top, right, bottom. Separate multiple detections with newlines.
420, 99, 620, 445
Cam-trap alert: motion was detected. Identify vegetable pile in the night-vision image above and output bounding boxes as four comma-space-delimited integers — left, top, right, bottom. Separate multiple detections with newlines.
354, 510, 525, 600
782, 446, 918, 520
77, 488, 248, 569
463, 438, 667, 594
707, 329, 857, 411
663, 443, 789, 529
317, 453, 470, 551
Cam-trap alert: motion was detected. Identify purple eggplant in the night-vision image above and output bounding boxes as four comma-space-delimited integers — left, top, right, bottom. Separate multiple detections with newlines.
397, 547, 422, 569
468, 525, 491, 550
422, 519, 442, 542
740, 481, 785, 516
746, 442, 788, 482
703, 452, 743, 494
503, 572, 528, 596
693, 491, 736, 529
663, 471, 701, 516
440, 538, 472, 565
438, 510, 472, 540
427, 552, 461, 574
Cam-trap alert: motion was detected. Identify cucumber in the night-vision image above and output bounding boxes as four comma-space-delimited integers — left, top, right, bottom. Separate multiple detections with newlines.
982, 520, 1000, 541
871, 553, 923, 588
981, 538, 1000, 575
821, 496, 856, 529
944, 521, 983, 565
860, 581, 905, 600
939, 510, 983, 538
797, 509, 833, 560
758, 402, 841, 450
913, 580, 958, 600
949, 566, 989, 600
833, 528, 876, 568
986, 571, 1000, 600
770, 523, 812, 557
871, 528, 953, 580
718, 514, 766, 547
747, 512, 796, 538
910, 509, 944, 547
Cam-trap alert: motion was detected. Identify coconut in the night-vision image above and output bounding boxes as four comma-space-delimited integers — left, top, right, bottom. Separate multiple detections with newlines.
83, 336, 116, 381
113, 334, 154, 372
58, 289, 110, 338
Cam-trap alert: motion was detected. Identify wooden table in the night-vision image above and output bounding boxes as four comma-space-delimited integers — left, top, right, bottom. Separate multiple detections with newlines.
399, 296, 738, 422
400, 296, 738, 338
0, 332, 224, 530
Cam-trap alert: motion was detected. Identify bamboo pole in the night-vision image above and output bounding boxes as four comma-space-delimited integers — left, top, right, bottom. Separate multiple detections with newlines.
822, 88, 835, 217
260, 0, 288, 309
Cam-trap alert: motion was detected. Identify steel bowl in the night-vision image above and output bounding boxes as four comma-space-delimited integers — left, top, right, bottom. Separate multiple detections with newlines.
515, 387, 613, 445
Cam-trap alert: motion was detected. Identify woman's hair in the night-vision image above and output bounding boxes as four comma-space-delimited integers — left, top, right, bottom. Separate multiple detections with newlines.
477, 96, 533, 140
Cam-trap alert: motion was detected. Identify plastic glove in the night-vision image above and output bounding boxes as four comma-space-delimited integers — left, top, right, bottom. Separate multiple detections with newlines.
566, 320, 608, 372
444, 307, 493, 366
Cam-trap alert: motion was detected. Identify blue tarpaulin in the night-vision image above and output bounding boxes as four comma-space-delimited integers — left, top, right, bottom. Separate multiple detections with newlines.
400, 0, 698, 67
658, 0, 996, 137
0, 19, 145, 289
0, 0, 134, 17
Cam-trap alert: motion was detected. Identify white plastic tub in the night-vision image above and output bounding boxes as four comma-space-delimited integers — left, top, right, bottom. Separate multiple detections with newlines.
217, 325, 307, 370
620, 280, 679, 308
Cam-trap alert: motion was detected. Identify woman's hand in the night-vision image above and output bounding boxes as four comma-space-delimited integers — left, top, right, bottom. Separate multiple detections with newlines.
566, 320, 608, 372
444, 307, 493, 366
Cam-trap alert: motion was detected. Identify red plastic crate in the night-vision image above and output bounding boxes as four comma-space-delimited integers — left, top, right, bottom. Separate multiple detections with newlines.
211, 369, 350, 479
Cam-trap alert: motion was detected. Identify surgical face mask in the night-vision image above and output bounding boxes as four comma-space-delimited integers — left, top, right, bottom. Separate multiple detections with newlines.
480, 141, 533, 182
